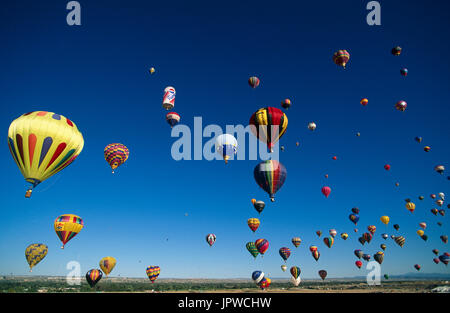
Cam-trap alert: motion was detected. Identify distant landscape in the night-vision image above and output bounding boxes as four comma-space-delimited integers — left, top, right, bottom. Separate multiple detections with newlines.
1, 275, 449, 293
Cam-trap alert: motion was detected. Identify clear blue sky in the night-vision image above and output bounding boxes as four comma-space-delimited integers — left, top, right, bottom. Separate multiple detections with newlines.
0, 0, 449, 280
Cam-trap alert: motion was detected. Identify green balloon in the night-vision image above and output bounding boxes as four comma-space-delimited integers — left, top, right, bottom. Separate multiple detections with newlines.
246, 242, 259, 258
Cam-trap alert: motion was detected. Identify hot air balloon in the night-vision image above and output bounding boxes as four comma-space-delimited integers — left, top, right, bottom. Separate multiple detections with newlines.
254, 160, 287, 202
54, 214, 84, 249
439, 254, 449, 265
380, 216, 390, 225
324, 174, 328, 178
279, 247, 291, 262
329, 229, 337, 238
247, 218, 260, 233
318, 270, 327, 280
290, 266, 301, 279
419, 196, 424, 200
394, 236, 406, 247
433, 249, 439, 256
308, 122, 317, 131
292, 237, 301, 248
431, 208, 438, 215
215, 134, 238, 164
384, 164, 391, 171
358, 237, 366, 246
99, 257, 116, 277
438, 222, 443, 226
166, 112, 180, 128
439, 192, 445, 200
436, 200, 444, 207
384, 274, 389, 279
406, 202, 416, 213
86, 269, 103, 288
7, 111, 84, 198
368, 226, 376, 235
323, 236, 334, 248
400, 68, 408, 76
252, 200, 265, 214
414, 264, 421, 271
395, 101, 407, 111
206, 234, 216, 247
296, 141, 300, 147
419, 222, 427, 229
439, 209, 445, 216
349, 214, 359, 225
281, 265, 287, 272
355, 260, 363, 269
321, 186, 331, 198
341, 233, 349, 240
25, 244, 48, 272
360, 98, 368, 106
332, 156, 337, 160
259, 277, 271, 290
415, 136, 423, 143
363, 232, 373, 244
374, 252, 384, 264
356, 132, 361, 137
255, 239, 269, 255
352, 207, 360, 214
421, 234, 428, 241
363, 254, 371, 262
316, 230, 322, 238
248, 76, 260, 88
162, 86, 176, 110
146, 266, 160, 283
382, 233, 389, 240
104, 143, 129, 173
434, 258, 440, 264
149, 67, 155, 75
310, 245, 318, 253
252, 271, 264, 284
354, 250, 363, 259
441, 235, 448, 244
333, 50, 350, 68
312, 250, 320, 261
431, 194, 437, 199
424, 146, 431, 152
391, 46, 402, 56
246, 242, 259, 259
281, 99, 291, 109
380, 244, 387, 251
249, 107, 288, 152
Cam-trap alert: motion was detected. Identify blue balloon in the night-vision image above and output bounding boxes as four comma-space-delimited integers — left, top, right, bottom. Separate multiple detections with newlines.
252, 271, 264, 283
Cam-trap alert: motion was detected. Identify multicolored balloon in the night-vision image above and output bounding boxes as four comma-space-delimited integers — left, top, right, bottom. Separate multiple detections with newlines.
329, 229, 337, 238
255, 239, 269, 255
374, 252, 384, 265
248, 76, 260, 88
86, 269, 103, 288
104, 143, 129, 173
281, 265, 287, 272
290, 266, 301, 279
333, 50, 350, 68
354, 249, 363, 259
146, 266, 160, 283
406, 202, 416, 213
54, 214, 84, 249
395, 100, 407, 111
249, 107, 288, 152
247, 218, 260, 232
349, 214, 359, 225
414, 264, 421, 271
279, 247, 291, 262
281, 99, 291, 109
391, 46, 402, 56
312, 250, 320, 261
166, 112, 180, 128
400, 68, 408, 76
360, 98, 368, 106
246, 242, 259, 259
368, 225, 377, 235
206, 234, 216, 247
7, 111, 84, 198
25, 244, 48, 272
394, 236, 406, 247
341, 233, 349, 240
323, 236, 334, 248
292, 237, 302, 248
253, 160, 287, 202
